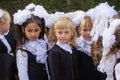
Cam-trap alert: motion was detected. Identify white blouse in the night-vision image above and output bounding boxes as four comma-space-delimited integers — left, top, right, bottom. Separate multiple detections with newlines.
76, 36, 92, 56
16, 39, 48, 80
115, 63, 120, 80
115, 52, 120, 80
56, 41, 72, 54
0, 30, 11, 53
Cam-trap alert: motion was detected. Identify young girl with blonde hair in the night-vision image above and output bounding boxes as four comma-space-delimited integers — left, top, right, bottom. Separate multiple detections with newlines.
48, 17, 80, 80
0, 9, 17, 80
76, 15, 106, 80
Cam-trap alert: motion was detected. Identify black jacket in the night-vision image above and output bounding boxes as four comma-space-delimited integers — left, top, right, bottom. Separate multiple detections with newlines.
0, 30, 17, 80
48, 44, 79, 80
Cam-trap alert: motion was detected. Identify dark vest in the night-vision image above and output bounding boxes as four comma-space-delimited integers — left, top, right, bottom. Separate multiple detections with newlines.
19, 49, 48, 80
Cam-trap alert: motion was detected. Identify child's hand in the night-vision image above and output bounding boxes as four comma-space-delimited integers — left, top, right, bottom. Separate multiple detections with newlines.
9, 52, 14, 57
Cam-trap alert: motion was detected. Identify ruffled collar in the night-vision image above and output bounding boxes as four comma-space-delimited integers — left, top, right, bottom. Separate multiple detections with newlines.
76, 36, 92, 56
23, 39, 47, 63
97, 51, 120, 80
56, 41, 72, 54
76, 36, 92, 45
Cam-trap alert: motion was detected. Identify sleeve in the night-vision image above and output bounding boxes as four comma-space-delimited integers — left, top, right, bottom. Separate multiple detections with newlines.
48, 50, 61, 80
115, 63, 120, 80
16, 49, 29, 80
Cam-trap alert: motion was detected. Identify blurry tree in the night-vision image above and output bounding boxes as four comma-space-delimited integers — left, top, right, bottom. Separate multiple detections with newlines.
0, 0, 119, 15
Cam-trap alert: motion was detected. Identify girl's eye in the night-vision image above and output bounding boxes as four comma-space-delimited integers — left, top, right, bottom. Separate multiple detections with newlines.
35, 29, 39, 32
27, 30, 32, 32
65, 31, 69, 34
27, 29, 40, 32
83, 29, 87, 32
58, 31, 62, 34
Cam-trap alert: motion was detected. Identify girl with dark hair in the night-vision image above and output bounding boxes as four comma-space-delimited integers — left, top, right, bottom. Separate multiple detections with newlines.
14, 6, 48, 80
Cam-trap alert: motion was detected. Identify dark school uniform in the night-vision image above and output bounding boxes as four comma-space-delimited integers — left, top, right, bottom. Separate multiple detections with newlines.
77, 51, 96, 80
77, 51, 106, 80
0, 30, 17, 80
48, 44, 80, 80
18, 49, 48, 80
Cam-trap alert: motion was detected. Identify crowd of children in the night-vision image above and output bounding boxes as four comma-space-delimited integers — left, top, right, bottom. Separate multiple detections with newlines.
0, 2, 120, 80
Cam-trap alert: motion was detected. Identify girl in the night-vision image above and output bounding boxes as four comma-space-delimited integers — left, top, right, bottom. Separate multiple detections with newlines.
76, 16, 93, 56
76, 16, 96, 80
98, 19, 120, 80
14, 9, 48, 80
76, 16, 106, 80
0, 9, 17, 80
48, 17, 80, 80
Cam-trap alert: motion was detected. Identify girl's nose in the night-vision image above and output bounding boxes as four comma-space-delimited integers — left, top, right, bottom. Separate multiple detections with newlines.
32, 33, 35, 36
87, 31, 90, 35
61, 33, 65, 37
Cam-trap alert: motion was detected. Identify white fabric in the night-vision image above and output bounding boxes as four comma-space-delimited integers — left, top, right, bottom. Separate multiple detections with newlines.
0, 9, 3, 18
0, 32, 11, 53
56, 41, 72, 54
98, 51, 120, 80
115, 63, 120, 80
114, 52, 120, 80
76, 36, 92, 56
13, 3, 49, 25
16, 50, 29, 80
16, 39, 48, 80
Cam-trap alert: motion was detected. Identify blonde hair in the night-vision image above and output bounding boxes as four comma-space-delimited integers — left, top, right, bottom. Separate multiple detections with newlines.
0, 9, 11, 24
78, 16, 93, 36
49, 17, 77, 46
91, 36, 103, 66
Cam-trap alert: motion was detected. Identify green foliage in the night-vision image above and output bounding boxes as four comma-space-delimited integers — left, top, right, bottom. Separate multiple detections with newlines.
0, 0, 119, 15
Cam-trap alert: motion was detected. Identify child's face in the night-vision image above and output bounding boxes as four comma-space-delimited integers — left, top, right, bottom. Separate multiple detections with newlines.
22, 22, 41, 41
79, 26, 92, 41
2, 19, 10, 33
0, 19, 10, 34
55, 28, 73, 44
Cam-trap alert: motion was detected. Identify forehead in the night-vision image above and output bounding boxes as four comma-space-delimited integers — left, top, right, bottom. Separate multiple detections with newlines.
55, 28, 72, 32
25, 23, 40, 29
80, 26, 92, 29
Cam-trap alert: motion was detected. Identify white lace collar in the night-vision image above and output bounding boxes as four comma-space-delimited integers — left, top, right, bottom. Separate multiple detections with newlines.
76, 36, 92, 44
76, 36, 92, 56
56, 41, 72, 54
23, 39, 47, 63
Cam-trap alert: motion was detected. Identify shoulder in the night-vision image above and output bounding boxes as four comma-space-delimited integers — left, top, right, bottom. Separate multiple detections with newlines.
16, 48, 28, 57
48, 45, 62, 55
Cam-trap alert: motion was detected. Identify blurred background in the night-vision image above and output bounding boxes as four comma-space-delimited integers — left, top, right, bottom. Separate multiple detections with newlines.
0, 0, 119, 15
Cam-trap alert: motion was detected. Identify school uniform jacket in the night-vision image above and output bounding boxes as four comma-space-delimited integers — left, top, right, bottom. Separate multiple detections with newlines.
48, 44, 79, 80
0, 30, 17, 80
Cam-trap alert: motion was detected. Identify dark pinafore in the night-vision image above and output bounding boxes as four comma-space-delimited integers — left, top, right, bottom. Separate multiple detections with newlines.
19, 48, 48, 80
